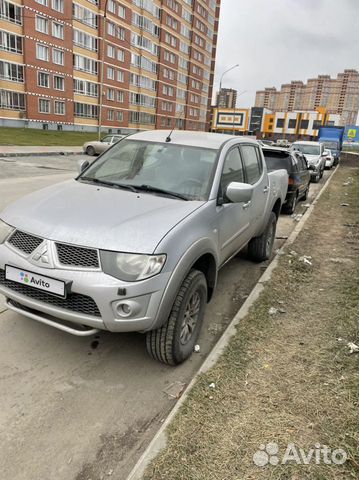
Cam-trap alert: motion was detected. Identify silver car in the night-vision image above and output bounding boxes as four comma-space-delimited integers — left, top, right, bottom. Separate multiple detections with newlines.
83, 134, 124, 156
0, 130, 288, 364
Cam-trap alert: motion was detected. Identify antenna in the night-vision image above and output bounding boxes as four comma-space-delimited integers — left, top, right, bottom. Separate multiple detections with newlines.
165, 108, 185, 143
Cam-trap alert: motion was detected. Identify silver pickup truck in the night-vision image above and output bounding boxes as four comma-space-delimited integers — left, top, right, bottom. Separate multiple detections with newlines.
0, 131, 288, 365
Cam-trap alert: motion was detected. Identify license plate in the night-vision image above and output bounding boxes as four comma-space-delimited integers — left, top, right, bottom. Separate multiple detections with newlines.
5, 265, 66, 298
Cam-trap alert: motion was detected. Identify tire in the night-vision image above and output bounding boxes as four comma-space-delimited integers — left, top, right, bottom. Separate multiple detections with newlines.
248, 212, 277, 262
283, 192, 298, 215
86, 146, 96, 156
146, 269, 207, 365
302, 184, 309, 201
312, 172, 320, 183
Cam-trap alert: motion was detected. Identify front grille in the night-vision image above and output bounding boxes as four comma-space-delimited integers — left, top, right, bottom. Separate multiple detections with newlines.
8, 230, 43, 255
0, 269, 101, 317
56, 243, 99, 268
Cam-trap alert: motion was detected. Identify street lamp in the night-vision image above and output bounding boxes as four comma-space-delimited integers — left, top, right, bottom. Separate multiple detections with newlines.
219, 64, 239, 91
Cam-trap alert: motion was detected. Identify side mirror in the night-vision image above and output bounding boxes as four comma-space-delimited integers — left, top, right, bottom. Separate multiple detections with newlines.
78, 159, 89, 174
226, 182, 253, 203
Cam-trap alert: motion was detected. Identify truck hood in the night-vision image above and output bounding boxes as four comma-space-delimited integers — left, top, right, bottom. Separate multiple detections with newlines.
1, 179, 204, 253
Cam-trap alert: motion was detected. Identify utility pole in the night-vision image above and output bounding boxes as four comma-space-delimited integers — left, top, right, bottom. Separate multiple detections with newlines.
98, 0, 109, 140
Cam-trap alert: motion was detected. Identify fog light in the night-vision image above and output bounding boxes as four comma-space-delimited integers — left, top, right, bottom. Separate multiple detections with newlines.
117, 302, 132, 318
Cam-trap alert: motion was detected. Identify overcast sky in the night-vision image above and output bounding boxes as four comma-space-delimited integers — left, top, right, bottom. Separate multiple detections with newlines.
213, 0, 359, 108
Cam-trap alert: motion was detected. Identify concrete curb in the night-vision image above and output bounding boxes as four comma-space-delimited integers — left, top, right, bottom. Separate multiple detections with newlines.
126, 165, 339, 480
0, 151, 82, 158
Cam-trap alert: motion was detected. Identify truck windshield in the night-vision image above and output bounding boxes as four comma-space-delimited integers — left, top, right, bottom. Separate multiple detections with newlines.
321, 141, 338, 150
79, 139, 218, 201
292, 144, 320, 155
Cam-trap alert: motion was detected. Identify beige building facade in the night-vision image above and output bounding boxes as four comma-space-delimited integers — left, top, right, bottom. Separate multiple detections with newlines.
255, 70, 359, 126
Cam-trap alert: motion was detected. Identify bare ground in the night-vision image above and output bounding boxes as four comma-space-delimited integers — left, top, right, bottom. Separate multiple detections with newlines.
143, 157, 359, 480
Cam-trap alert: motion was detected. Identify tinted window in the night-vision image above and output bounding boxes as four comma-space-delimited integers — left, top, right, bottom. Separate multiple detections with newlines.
292, 143, 320, 155
101, 136, 112, 142
276, 118, 284, 128
241, 145, 262, 184
220, 148, 244, 196
263, 152, 291, 172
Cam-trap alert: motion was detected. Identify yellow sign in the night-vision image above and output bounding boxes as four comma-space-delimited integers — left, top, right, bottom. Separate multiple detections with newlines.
347, 129, 357, 139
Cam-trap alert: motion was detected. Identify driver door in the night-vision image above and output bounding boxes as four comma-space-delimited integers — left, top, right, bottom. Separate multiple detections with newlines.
98, 136, 113, 153
217, 147, 252, 264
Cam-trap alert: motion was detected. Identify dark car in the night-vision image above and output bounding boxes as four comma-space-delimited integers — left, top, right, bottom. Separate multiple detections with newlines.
262, 147, 311, 214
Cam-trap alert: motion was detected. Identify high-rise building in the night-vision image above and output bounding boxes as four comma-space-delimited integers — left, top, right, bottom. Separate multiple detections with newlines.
255, 70, 359, 126
215, 87, 237, 108
0, 0, 221, 133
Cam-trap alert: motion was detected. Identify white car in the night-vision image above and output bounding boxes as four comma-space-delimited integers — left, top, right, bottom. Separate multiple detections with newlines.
83, 134, 124, 156
323, 149, 335, 169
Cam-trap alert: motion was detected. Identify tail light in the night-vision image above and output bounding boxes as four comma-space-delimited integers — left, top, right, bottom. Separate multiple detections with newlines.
288, 178, 295, 185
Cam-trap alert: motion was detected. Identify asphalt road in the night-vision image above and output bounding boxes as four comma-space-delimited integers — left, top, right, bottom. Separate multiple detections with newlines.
0, 154, 330, 480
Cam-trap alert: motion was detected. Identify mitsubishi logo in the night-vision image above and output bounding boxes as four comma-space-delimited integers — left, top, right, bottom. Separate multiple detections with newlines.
32, 246, 49, 264
30, 242, 54, 268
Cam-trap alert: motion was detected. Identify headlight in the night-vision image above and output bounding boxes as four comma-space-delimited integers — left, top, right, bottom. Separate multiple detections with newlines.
100, 251, 166, 282
0, 220, 14, 244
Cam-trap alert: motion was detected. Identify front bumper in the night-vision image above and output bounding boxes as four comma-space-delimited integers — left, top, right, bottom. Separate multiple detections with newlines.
0, 243, 171, 333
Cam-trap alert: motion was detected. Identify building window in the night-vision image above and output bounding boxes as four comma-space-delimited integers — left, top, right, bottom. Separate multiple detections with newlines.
0, 1, 22, 25
36, 0, 48, 5
276, 118, 285, 128
0, 31, 22, 54
73, 30, 98, 51
288, 119, 297, 129
73, 4, 98, 28
35, 16, 49, 34
53, 75, 65, 90
118, 5, 126, 18
73, 78, 98, 97
52, 0, 64, 13
53, 48, 64, 65
117, 111, 123, 122
107, 66, 114, 80
117, 70, 124, 82
52, 22, 64, 39
118, 90, 124, 102
107, 45, 115, 58
36, 43, 49, 61
117, 49, 125, 62
107, 88, 115, 101
39, 98, 51, 113
54, 100, 65, 115
0, 61, 24, 82
73, 54, 98, 74
107, 109, 114, 121
0, 90, 25, 110
129, 111, 155, 124
300, 119, 309, 129
37, 71, 50, 87
74, 102, 99, 118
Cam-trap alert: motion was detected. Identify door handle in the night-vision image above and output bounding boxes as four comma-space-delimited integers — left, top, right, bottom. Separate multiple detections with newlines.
242, 201, 251, 209
263, 186, 270, 194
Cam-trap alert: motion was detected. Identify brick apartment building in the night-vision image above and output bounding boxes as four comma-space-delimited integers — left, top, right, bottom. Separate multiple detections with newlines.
0, 0, 220, 133
255, 70, 359, 126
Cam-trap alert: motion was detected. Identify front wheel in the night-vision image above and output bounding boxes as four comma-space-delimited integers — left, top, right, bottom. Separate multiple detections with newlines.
146, 269, 207, 365
248, 212, 277, 262
86, 146, 96, 156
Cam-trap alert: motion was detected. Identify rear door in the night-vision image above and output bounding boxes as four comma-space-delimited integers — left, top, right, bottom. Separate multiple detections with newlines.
298, 154, 310, 192
217, 146, 252, 263
239, 144, 268, 237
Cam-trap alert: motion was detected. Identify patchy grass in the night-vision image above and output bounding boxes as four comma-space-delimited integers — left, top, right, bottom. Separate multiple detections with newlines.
0, 127, 97, 146
143, 157, 359, 480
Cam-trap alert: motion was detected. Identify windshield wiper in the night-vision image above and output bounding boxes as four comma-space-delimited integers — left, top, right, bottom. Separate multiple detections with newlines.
80, 177, 138, 192
134, 184, 189, 201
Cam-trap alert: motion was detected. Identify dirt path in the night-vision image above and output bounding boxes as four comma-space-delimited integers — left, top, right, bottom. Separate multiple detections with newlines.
143, 158, 359, 480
